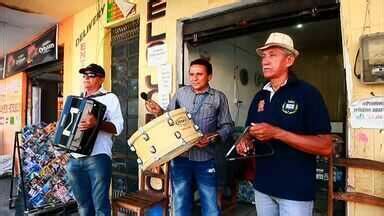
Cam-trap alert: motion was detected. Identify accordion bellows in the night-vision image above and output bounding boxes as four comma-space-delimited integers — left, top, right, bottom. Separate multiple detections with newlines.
54, 96, 106, 155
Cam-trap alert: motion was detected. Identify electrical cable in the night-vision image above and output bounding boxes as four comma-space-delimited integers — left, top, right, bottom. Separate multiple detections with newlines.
354, 0, 370, 81
353, 48, 361, 80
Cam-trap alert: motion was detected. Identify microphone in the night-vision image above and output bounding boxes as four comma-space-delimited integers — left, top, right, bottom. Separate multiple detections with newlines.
141, 92, 163, 116
140, 92, 149, 101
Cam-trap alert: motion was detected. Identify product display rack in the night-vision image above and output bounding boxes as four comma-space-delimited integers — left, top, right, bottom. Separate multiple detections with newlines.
9, 124, 77, 215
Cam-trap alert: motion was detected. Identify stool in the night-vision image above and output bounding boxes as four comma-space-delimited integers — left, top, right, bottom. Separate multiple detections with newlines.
112, 163, 169, 216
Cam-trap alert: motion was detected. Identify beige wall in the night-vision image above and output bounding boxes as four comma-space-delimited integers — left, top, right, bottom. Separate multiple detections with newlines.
137, 0, 236, 125
61, 1, 110, 98
58, 1, 384, 214
340, 0, 384, 215
60, 0, 237, 125
0, 73, 27, 155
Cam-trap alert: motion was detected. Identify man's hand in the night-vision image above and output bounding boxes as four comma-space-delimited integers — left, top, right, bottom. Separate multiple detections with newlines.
145, 100, 163, 116
78, 113, 97, 131
195, 132, 219, 148
236, 135, 254, 156
248, 122, 281, 142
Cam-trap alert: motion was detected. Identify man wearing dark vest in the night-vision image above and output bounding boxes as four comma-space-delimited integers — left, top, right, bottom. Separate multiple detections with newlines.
236, 33, 332, 216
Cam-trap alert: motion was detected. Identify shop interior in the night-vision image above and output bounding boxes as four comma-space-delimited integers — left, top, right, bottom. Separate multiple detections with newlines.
26, 47, 63, 126
185, 14, 346, 215
187, 18, 345, 129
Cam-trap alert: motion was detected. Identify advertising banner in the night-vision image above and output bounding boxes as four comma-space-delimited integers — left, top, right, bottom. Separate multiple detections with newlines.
5, 25, 58, 77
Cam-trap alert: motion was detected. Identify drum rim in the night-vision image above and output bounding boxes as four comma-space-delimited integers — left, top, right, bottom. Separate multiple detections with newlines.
128, 107, 189, 143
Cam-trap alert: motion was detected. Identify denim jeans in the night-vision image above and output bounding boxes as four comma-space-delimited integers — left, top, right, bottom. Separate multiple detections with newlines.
66, 154, 112, 216
254, 189, 314, 216
171, 157, 219, 216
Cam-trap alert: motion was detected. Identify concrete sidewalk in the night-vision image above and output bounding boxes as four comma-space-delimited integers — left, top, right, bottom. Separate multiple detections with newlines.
0, 176, 16, 216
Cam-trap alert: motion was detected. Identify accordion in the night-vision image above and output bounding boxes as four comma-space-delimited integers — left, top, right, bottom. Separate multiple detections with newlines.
54, 96, 106, 155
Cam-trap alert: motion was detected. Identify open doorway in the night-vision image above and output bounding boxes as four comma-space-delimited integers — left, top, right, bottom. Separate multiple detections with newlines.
187, 19, 345, 128
26, 46, 63, 125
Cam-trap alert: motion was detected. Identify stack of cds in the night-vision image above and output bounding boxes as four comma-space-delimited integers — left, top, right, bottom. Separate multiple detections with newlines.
20, 123, 74, 209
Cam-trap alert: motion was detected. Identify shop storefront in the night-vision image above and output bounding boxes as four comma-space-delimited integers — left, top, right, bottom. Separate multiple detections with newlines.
0, 25, 60, 156
26, 0, 384, 214
25, 47, 63, 127
183, 1, 345, 214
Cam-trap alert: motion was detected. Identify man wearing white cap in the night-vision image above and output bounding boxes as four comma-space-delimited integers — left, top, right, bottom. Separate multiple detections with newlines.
236, 32, 332, 215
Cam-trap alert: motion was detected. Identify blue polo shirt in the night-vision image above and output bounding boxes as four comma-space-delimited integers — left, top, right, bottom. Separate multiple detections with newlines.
246, 74, 331, 201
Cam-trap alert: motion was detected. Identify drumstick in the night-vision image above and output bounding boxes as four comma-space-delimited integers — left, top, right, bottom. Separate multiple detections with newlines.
206, 133, 219, 142
194, 133, 219, 147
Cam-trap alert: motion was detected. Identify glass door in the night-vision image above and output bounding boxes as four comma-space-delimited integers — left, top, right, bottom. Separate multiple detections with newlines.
111, 19, 140, 197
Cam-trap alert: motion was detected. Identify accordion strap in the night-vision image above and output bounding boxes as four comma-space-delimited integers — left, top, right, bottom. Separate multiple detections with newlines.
80, 92, 112, 99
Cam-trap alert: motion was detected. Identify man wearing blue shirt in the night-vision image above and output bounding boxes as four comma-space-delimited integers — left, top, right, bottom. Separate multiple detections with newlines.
145, 58, 234, 216
236, 33, 332, 216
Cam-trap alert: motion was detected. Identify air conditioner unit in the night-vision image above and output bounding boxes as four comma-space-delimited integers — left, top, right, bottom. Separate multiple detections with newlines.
360, 32, 384, 84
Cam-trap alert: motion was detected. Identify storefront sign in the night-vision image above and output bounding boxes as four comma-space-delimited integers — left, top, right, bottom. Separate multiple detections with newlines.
147, 0, 166, 43
75, 4, 105, 47
115, 0, 135, 18
79, 42, 87, 67
5, 26, 58, 77
0, 57, 4, 79
106, 0, 136, 23
350, 97, 384, 129
107, 0, 124, 22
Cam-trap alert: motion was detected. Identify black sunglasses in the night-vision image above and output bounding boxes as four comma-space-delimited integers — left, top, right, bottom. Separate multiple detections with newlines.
82, 74, 98, 78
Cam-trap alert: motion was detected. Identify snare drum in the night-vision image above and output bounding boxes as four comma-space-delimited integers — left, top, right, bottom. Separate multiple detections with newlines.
128, 108, 202, 170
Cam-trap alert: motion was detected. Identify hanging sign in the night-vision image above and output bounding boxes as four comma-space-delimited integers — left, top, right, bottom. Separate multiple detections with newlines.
5, 25, 58, 77
350, 97, 384, 129
147, 44, 167, 66
157, 64, 172, 109
115, 0, 135, 18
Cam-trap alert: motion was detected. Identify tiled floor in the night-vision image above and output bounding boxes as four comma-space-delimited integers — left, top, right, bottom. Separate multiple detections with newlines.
0, 176, 16, 216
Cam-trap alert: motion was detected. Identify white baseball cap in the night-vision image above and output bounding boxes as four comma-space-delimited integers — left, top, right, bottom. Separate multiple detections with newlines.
256, 32, 299, 57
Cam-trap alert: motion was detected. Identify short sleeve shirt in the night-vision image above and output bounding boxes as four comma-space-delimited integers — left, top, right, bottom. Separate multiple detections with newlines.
71, 88, 124, 159
246, 74, 331, 201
